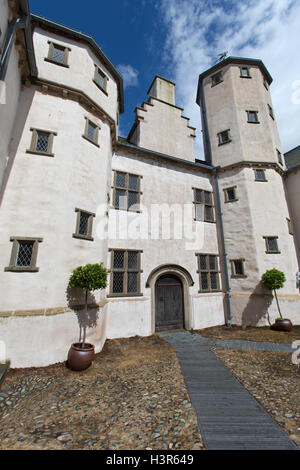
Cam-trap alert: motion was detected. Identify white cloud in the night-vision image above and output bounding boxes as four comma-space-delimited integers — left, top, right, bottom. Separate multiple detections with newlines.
117, 64, 139, 89
158, 0, 300, 157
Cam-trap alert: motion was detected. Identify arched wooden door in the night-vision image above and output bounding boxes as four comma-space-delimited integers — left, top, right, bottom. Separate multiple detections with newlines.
155, 274, 184, 332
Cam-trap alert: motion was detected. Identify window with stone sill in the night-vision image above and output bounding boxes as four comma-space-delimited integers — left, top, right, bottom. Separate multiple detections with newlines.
93, 65, 108, 94
109, 250, 142, 297
218, 129, 231, 145
211, 72, 223, 87
224, 186, 238, 203
264, 236, 280, 254
45, 42, 70, 67
247, 110, 260, 123
5, 237, 43, 272
231, 259, 246, 278
254, 169, 267, 182
27, 128, 57, 156
193, 188, 215, 223
83, 118, 100, 146
240, 67, 251, 78
73, 208, 95, 241
287, 218, 293, 236
112, 171, 141, 212
277, 149, 283, 166
196, 254, 220, 293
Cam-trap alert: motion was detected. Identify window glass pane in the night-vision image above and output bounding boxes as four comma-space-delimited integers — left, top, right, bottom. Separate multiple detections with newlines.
205, 206, 214, 222
128, 191, 138, 210
241, 67, 249, 77
234, 260, 244, 275
195, 204, 204, 221
115, 189, 126, 209
209, 255, 217, 271
113, 272, 124, 293
87, 121, 96, 141
116, 172, 126, 188
127, 272, 138, 293
52, 45, 65, 63
201, 273, 209, 290
267, 238, 277, 252
128, 251, 138, 270
204, 191, 212, 205
16, 241, 33, 267
97, 71, 105, 88
227, 188, 236, 200
199, 255, 207, 271
128, 175, 138, 190
195, 190, 202, 203
210, 272, 218, 290
78, 213, 89, 236
255, 170, 265, 181
36, 132, 49, 153
220, 131, 229, 143
248, 111, 258, 122
212, 73, 222, 84
113, 251, 125, 269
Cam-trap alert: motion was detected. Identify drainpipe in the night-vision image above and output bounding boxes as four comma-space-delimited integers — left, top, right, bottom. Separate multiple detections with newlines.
0, 15, 29, 82
213, 167, 232, 327
198, 78, 232, 326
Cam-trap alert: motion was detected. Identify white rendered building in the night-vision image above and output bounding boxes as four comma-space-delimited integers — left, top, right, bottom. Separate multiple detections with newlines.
0, 1, 299, 367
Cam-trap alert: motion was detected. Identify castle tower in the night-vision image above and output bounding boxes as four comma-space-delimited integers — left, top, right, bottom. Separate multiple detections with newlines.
197, 57, 299, 326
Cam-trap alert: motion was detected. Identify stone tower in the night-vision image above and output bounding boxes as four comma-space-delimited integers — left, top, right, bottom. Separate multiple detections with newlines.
197, 57, 299, 326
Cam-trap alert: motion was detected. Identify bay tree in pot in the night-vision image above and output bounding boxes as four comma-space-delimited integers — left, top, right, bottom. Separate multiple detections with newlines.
261, 268, 293, 332
68, 263, 108, 371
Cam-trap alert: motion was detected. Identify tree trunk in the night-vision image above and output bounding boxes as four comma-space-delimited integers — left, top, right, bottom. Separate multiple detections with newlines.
274, 289, 283, 319
82, 289, 88, 349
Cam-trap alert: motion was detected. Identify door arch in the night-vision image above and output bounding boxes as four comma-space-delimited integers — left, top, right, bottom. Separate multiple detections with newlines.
155, 274, 184, 332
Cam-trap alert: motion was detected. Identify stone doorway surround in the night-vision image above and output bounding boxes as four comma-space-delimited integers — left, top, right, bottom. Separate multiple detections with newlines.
146, 264, 194, 334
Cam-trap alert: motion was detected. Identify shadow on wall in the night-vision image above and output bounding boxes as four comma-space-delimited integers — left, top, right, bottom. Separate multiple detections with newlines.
66, 284, 100, 344
241, 282, 273, 328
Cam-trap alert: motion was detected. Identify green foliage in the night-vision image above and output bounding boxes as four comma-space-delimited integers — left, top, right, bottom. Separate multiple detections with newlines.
261, 269, 286, 291
69, 263, 108, 292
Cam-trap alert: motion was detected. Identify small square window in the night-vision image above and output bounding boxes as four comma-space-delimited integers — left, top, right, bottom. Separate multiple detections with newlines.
45, 42, 70, 67
218, 130, 231, 145
254, 169, 267, 181
264, 236, 280, 254
287, 218, 293, 236
224, 186, 237, 203
231, 259, 246, 278
73, 209, 95, 241
240, 67, 251, 78
5, 237, 42, 272
93, 65, 108, 94
211, 72, 223, 87
27, 128, 57, 157
83, 118, 100, 147
277, 149, 283, 166
247, 110, 259, 123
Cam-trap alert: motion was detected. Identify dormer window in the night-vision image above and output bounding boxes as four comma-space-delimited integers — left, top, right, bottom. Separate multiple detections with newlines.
240, 67, 251, 78
211, 72, 223, 87
93, 65, 108, 95
45, 42, 70, 67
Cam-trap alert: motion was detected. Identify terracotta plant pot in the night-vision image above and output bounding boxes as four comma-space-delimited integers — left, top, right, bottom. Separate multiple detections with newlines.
272, 319, 293, 332
67, 343, 95, 371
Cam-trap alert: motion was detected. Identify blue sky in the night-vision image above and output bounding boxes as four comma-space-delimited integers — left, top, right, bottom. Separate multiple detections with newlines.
29, 0, 300, 158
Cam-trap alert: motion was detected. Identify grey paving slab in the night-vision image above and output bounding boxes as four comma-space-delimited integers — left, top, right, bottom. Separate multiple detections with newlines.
161, 331, 298, 450
0, 363, 8, 388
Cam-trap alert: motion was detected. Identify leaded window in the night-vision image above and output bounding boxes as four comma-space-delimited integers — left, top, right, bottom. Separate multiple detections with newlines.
113, 171, 141, 212
247, 110, 259, 123
5, 237, 43, 273
197, 254, 220, 292
193, 188, 215, 222
264, 236, 280, 254
83, 118, 99, 146
218, 129, 231, 145
27, 128, 57, 156
46, 42, 70, 67
254, 169, 267, 181
224, 186, 237, 203
73, 208, 95, 241
93, 65, 108, 93
109, 250, 142, 296
231, 259, 246, 278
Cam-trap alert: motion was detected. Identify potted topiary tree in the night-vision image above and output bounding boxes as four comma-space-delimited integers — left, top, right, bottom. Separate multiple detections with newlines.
68, 263, 108, 371
261, 268, 292, 332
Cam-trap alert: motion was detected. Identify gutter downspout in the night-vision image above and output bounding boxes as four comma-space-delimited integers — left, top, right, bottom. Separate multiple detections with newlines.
0, 15, 30, 82
198, 78, 232, 327
213, 167, 232, 327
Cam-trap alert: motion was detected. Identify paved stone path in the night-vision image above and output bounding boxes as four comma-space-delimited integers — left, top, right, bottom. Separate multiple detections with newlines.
195, 334, 295, 353
0, 364, 8, 389
161, 331, 298, 450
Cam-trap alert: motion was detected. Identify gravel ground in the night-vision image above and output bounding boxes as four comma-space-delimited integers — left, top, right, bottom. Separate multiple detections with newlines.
196, 325, 300, 344
214, 348, 300, 448
0, 335, 204, 450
